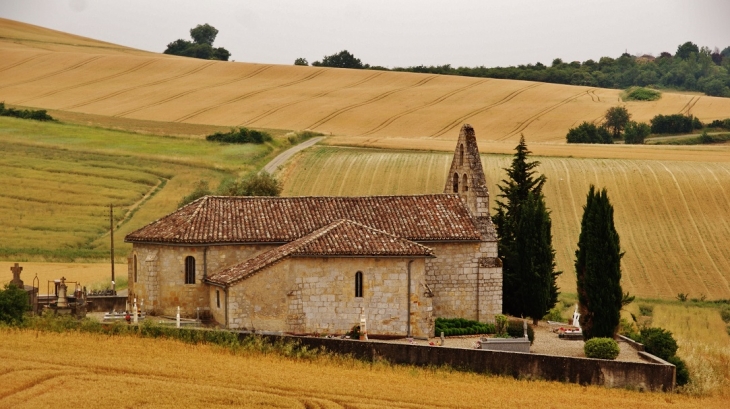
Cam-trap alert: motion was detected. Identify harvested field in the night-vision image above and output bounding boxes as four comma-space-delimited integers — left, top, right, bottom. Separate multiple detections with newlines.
281, 146, 730, 300
3, 18, 730, 145
1, 328, 728, 408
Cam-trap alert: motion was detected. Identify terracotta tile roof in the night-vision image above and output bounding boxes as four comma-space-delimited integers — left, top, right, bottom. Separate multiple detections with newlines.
205, 219, 434, 286
125, 195, 484, 244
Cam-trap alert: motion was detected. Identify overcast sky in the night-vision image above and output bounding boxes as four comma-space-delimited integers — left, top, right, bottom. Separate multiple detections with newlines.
2, 0, 729, 67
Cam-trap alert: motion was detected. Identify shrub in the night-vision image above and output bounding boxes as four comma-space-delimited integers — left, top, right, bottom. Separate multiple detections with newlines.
0, 284, 29, 325
623, 121, 651, 144
719, 305, 730, 323
566, 122, 613, 144
206, 127, 272, 144
0, 102, 54, 121
650, 114, 700, 134
638, 304, 654, 316
434, 317, 496, 337
506, 319, 535, 344
624, 87, 661, 101
708, 118, 730, 130
639, 327, 678, 361
286, 130, 324, 145
217, 171, 282, 197
667, 355, 690, 386
584, 337, 620, 360
543, 306, 564, 322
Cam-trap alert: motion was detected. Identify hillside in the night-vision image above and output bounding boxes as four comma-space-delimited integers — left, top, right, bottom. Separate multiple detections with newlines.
2, 18, 730, 147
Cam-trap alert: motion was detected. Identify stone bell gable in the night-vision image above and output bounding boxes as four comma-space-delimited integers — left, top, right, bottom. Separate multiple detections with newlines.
444, 124, 496, 241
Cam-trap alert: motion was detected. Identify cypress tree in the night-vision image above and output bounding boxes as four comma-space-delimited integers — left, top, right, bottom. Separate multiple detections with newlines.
575, 185, 624, 340
494, 136, 560, 322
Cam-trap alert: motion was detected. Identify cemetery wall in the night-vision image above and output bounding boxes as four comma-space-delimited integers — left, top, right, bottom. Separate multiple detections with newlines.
247, 333, 675, 392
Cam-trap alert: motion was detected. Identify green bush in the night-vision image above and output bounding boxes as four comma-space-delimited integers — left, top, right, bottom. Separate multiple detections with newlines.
206, 127, 272, 144
506, 319, 535, 344
650, 114, 701, 134
639, 327, 678, 361
566, 122, 613, 144
434, 317, 496, 337
624, 87, 661, 101
0, 102, 54, 121
667, 355, 690, 386
287, 130, 324, 145
638, 304, 654, 316
708, 118, 730, 130
584, 337, 620, 360
623, 121, 651, 144
0, 284, 29, 325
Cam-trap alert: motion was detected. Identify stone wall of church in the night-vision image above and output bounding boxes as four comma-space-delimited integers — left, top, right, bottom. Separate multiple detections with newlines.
424, 241, 502, 322
128, 243, 278, 316
225, 257, 433, 338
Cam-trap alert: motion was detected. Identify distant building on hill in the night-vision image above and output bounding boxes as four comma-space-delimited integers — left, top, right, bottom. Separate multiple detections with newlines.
125, 124, 502, 338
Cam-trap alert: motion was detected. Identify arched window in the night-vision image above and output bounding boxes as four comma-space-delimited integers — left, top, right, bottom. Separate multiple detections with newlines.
355, 271, 363, 297
453, 172, 459, 193
459, 144, 464, 166
133, 254, 138, 283
463, 174, 469, 192
185, 256, 196, 284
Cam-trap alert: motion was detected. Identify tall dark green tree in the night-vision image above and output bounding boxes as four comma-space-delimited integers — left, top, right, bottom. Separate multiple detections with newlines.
494, 136, 560, 322
604, 106, 631, 140
575, 185, 624, 340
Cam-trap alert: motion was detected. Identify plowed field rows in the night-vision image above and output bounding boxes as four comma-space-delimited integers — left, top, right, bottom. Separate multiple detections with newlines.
281, 147, 730, 300
3, 18, 730, 145
1, 328, 727, 408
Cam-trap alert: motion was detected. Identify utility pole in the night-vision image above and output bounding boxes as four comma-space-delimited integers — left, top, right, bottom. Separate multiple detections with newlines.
110, 204, 115, 286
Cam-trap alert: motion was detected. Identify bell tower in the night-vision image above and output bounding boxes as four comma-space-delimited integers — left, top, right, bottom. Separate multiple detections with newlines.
444, 124, 495, 239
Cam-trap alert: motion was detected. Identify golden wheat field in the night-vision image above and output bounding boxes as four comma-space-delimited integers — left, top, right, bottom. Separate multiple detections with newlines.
0, 327, 726, 409
281, 146, 730, 300
3, 18, 730, 146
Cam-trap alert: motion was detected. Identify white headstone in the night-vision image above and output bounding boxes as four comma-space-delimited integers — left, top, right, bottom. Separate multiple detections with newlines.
572, 304, 581, 331
176, 306, 181, 328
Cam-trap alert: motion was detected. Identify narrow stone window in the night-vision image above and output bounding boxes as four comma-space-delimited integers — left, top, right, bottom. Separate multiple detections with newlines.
463, 174, 468, 192
185, 256, 196, 284
355, 271, 363, 297
133, 254, 138, 283
453, 172, 459, 193
216, 289, 221, 308
459, 144, 464, 166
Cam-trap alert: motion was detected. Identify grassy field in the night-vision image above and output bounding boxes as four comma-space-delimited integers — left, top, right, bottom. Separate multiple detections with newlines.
0, 116, 284, 261
0, 322, 727, 408
281, 146, 730, 300
3, 18, 730, 146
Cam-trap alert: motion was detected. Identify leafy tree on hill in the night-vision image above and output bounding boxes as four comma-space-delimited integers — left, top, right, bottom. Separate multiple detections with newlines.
164, 24, 231, 61
494, 136, 560, 323
623, 121, 651, 144
312, 50, 366, 69
575, 186, 627, 340
294, 58, 309, 66
566, 122, 612, 144
604, 106, 631, 140
675, 41, 700, 60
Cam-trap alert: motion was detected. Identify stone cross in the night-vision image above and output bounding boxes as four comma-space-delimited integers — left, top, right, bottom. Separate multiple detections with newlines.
10, 263, 23, 288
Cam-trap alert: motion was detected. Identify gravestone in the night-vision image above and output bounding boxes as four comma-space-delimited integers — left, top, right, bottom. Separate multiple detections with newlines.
10, 263, 23, 287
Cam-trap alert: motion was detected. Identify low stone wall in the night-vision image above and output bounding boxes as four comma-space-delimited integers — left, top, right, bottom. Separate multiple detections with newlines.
87, 295, 127, 312
245, 333, 675, 392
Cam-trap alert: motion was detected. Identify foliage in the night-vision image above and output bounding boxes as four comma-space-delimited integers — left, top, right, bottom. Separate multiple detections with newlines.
667, 355, 690, 386
178, 180, 212, 208
286, 130, 324, 145
494, 136, 560, 323
584, 337, 620, 360
434, 317, 495, 337
720, 306, 730, 323
566, 122, 613, 144
707, 118, 730, 129
206, 127, 272, 144
638, 304, 654, 317
623, 87, 661, 101
312, 50, 365, 69
164, 23, 231, 61
650, 114, 702, 134
639, 327, 678, 361
0, 102, 54, 121
386, 41, 730, 98
543, 306, 564, 322
0, 284, 28, 325
575, 185, 625, 340
623, 121, 651, 144
506, 319, 535, 344
494, 314, 508, 337
604, 106, 631, 139
345, 324, 361, 339
294, 58, 309, 66
216, 171, 282, 197
677, 293, 689, 302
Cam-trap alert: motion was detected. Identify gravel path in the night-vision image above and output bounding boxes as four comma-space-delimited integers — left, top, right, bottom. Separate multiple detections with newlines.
387, 322, 647, 362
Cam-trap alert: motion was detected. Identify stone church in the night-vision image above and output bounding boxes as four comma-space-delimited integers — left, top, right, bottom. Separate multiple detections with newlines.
125, 124, 501, 338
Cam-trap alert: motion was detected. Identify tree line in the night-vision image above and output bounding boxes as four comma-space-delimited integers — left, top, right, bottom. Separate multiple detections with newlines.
297, 42, 730, 98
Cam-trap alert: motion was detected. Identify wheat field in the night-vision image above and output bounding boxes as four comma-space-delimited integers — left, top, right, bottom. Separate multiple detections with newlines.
281, 146, 730, 300
1, 328, 727, 408
3, 18, 730, 146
